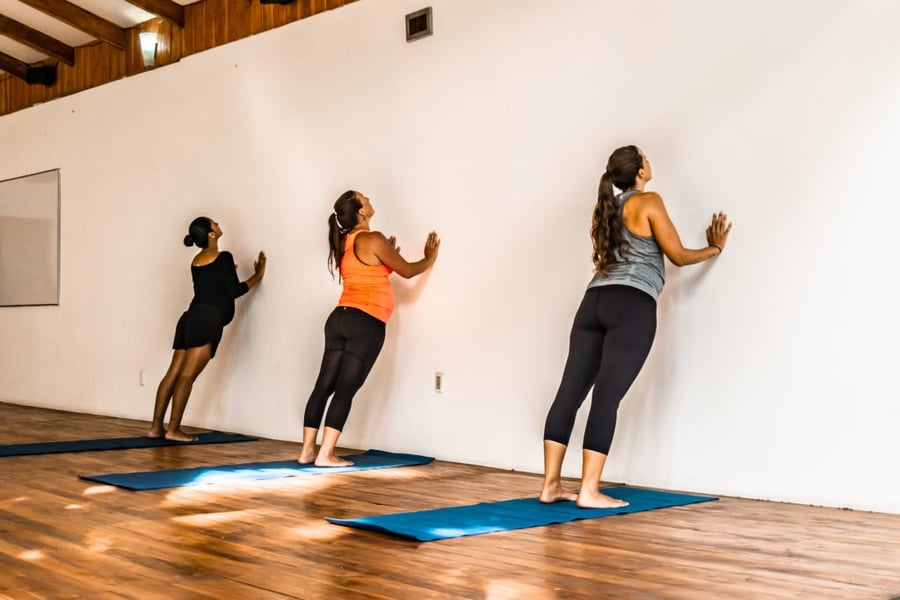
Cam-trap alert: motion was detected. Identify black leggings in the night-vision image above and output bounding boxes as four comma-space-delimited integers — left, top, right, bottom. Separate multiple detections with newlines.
303, 307, 386, 432
544, 285, 657, 454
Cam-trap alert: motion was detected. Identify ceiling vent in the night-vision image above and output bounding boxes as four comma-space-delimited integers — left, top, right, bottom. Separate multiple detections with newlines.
405, 7, 433, 42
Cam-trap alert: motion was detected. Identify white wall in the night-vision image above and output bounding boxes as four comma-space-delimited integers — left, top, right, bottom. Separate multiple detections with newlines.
1, 0, 898, 514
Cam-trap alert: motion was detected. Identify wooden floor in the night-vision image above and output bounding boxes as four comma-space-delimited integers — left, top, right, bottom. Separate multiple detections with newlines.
0, 403, 898, 599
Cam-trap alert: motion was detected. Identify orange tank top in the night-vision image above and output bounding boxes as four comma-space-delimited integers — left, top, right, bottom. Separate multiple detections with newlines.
337, 230, 394, 323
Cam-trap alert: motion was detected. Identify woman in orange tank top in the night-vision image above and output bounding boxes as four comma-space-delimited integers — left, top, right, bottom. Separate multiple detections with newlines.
298, 190, 440, 466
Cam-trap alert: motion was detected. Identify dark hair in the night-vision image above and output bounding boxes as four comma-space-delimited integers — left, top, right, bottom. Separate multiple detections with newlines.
592, 145, 643, 274
184, 216, 212, 248
327, 190, 363, 279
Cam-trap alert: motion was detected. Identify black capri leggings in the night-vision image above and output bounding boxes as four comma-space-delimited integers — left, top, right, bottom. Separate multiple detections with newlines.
303, 306, 386, 432
543, 285, 657, 454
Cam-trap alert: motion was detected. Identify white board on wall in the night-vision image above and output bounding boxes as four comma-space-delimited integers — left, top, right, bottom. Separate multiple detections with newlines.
0, 169, 60, 306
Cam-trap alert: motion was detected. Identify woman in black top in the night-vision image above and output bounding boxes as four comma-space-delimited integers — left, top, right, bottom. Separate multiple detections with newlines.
147, 217, 266, 441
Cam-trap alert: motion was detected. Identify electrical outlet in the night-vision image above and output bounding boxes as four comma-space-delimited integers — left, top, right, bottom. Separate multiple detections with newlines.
434, 372, 444, 393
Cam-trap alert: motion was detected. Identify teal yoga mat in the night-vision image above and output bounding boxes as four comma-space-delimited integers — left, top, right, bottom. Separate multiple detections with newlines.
80, 449, 433, 490
0, 431, 256, 457
326, 486, 717, 541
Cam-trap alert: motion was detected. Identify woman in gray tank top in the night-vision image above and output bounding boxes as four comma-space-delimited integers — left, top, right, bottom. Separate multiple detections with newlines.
540, 145, 732, 508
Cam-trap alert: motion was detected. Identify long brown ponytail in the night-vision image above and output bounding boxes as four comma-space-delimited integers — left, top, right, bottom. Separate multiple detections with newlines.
327, 190, 363, 280
591, 145, 642, 274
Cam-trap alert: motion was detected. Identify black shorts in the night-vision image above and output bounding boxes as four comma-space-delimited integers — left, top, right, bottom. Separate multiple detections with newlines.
172, 304, 225, 358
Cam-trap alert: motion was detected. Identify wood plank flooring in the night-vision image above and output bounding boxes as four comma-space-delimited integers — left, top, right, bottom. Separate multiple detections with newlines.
0, 402, 898, 599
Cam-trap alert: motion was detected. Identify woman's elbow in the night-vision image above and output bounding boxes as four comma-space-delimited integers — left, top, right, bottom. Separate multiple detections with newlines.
667, 253, 688, 267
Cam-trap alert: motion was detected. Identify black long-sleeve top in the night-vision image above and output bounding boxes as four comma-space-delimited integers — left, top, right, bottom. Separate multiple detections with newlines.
189, 251, 249, 325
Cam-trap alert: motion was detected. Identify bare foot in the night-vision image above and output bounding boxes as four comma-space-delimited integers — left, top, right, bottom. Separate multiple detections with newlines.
146, 426, 165, 439
165, 429, 199, 442
539, 484, 578, 503
576, 490, 629, 509
314, 454, 354, 467
297, 446, 317, 465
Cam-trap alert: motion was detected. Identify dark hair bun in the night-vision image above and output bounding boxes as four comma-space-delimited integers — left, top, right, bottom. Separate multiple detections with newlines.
183, 234, 195, 247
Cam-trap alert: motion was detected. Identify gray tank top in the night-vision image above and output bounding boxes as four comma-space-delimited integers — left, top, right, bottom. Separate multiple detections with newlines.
587, 190, 665, 301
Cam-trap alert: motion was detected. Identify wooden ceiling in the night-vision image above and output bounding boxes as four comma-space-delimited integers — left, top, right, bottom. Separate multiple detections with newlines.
0, 1, 189, 80
0, 0, 356, 117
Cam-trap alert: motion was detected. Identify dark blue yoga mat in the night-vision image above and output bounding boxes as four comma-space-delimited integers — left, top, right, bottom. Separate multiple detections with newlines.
0, 431, 256, 457
326, 486, 717, 541
80, 449, 433, 490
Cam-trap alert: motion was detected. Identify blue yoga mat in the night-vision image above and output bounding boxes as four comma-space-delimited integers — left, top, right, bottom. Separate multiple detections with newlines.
80, 449, 434, 490
0, 431, 256, 457
326, 486, 717, 541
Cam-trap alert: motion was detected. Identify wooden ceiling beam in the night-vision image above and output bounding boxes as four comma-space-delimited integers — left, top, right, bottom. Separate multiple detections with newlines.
16, 0, 128, 50
123, 0, 185, 28
0, 14, 74, 66
0, 54, 54, 86
0, 51, 29, 81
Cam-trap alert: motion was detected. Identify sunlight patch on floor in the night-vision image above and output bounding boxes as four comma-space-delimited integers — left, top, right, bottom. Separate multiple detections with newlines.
171, 509, 259, 527
18, 549, 44, 561
485, 579, 558, 599
287, 518, 346, 542
86, 536, 112, 553
354, 466, 432, 481
0, 496, 29, 508
82, 485, 116, 496
161, 474, 335, 507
